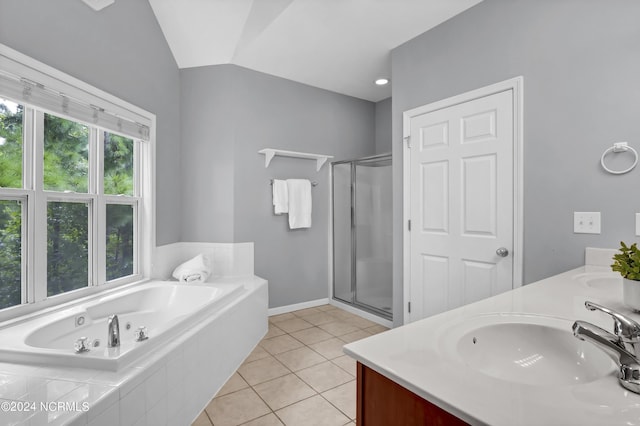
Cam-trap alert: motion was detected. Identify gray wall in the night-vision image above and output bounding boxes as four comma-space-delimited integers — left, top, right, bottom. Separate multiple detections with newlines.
181, 65, 375, 307
180, 66, 236, 242
0, 0, 182, 245
391, 0, 640, 325
375, 97, 392, 154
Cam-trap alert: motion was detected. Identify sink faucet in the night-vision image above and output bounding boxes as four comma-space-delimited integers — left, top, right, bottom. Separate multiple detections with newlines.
585, 301, 640, 356
107, 314, 120, 348
573, 301, 640, 393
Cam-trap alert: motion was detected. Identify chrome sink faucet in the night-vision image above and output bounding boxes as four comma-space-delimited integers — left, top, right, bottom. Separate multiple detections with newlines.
585, 301, 640, 357
107, 314, 120, 348
573, 301, 640, 393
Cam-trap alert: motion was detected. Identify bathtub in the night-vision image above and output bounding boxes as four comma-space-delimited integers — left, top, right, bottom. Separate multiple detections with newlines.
0, 280, 249, 371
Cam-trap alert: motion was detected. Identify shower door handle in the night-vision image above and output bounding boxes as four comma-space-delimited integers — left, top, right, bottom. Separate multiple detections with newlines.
496, 247, 509, 257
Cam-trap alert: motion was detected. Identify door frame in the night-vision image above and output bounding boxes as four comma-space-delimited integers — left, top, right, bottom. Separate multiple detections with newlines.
402, 76, 524, 324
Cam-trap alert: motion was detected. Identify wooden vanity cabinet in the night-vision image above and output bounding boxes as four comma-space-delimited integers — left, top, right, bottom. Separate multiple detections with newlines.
356, 362, 469, 426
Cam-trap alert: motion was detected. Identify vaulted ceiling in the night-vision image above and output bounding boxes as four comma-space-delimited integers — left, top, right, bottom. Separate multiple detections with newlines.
147, 0, 482, 102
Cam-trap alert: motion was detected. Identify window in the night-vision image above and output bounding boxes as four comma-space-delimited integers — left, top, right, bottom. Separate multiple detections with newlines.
0, 200, 22, 309
106, 203, 134, 281
0, 44, 154, 315
0, 98, 24, 309
47, 201, 89, 296
0, 99, 22, 189
44, 114, 89, 193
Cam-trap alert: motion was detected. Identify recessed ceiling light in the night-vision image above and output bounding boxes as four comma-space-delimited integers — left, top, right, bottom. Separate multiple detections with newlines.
374, 78, 390, 86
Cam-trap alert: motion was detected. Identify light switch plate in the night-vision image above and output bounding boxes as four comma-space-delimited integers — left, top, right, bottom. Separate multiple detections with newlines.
636, 213, 640, 236
574, 212, 601, 234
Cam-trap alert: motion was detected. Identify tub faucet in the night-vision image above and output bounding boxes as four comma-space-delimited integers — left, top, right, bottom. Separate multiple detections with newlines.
573, 301, 640, 393
107, 314, 120, 348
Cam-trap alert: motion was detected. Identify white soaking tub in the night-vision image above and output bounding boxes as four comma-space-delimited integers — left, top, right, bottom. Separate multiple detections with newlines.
0, 280, 247, 371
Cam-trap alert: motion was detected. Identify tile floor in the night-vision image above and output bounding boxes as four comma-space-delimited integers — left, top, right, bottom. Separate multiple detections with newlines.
192, 304, 389, 426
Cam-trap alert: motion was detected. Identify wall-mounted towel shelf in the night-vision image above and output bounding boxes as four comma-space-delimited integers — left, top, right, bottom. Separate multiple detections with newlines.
258, 148, 334, 171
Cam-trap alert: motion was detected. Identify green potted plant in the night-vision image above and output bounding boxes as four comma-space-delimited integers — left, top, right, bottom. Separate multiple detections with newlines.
612, 241, 640, 310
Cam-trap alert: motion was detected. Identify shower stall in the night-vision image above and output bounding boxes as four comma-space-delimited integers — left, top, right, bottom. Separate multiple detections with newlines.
332, 153, 392, 320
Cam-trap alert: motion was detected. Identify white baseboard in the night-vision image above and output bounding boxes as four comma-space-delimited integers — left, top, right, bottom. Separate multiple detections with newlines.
268, 298, 329, 316
329, 299, 393, 328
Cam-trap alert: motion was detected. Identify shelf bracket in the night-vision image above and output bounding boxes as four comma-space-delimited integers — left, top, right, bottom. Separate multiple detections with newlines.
263, 149, 276, 168
316, 156, 328, 172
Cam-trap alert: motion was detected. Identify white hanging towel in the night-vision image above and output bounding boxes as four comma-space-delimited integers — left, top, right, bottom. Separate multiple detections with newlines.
272, 179, 288, 214
286, 179, 312, 229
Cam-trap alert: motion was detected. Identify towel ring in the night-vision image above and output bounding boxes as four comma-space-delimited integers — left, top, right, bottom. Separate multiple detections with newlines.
601, 142, 638, 175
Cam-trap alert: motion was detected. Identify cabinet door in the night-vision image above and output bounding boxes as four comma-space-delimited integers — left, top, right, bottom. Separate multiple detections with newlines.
357, 363, 468, 426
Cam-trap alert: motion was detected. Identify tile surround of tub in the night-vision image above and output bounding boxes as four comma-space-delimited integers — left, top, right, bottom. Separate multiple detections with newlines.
153, 242, 255, 280
194, 304, 389, 426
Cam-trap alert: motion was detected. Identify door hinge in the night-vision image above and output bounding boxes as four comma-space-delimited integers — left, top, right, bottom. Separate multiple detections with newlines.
404, 135, 411, 148
407, 219, 411, 231
408, 301, 411, 313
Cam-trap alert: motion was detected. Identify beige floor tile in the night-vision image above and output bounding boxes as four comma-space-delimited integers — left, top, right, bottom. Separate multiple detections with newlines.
264, 324, 286, 339
296, 361, 353, 393
290, 327, 333, 345
275, 317, 314, 333
318, 321, 360, 337
197, 305, 382, 426
292, 307, 323, 317
238, 356, 291, 386
269, 312, 296, 323
343, 316, 379, 329
245, 345, 271, 364
302, 312, 340, 326
276, 394, 350, 426
331, 355, 357, 377
326, 310, 360, 322
338, 330, 372, 344
260, 334, 305, 355
206, 388, 271, 426
242, 413, 284, 426
192, 411, 213, 426
217, 372, 249, 397
309, 337, 348, 360
364, 324, 389, 335
253, 373, 317, 411
322, 380, 356, 419
275, 346, 327, 372
316, 304, 338, 312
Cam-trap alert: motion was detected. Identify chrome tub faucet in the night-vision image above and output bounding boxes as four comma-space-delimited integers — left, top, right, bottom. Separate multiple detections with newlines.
573, 301, 640, 393
107, 314, 120, 348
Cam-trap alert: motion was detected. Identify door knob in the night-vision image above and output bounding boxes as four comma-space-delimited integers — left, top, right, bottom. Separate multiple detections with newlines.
496, 247, 509, 257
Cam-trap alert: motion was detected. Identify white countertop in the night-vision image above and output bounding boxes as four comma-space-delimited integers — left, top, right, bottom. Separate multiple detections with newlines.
344, 265, 640, 426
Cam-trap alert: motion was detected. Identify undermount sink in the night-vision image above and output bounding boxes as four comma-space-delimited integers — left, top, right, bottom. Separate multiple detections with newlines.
446, 314, 617, 386
573, 272, 621, 289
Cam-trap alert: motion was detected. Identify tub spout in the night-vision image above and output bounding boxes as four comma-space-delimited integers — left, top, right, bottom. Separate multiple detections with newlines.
107, 314, 120, 348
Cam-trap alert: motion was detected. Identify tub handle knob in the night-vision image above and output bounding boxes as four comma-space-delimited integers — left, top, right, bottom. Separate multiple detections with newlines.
74, 337, 90, 353
135, 326, 149, 342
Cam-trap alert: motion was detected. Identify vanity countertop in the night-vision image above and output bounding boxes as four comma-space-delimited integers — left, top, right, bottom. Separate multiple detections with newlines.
344, 265, 640, 425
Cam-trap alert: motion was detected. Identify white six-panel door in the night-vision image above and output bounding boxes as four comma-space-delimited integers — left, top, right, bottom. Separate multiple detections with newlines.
406, 89, 515, 322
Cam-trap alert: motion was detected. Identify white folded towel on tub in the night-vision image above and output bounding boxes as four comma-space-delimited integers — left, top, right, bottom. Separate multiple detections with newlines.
272, 179, 288, 214
287, 179, 312, 229
172, 253, 212, 283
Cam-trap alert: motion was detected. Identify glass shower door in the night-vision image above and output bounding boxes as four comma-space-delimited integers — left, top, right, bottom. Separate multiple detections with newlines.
354, 157, 392, 315
332, 162, 353, 303
332, 154, 392, 320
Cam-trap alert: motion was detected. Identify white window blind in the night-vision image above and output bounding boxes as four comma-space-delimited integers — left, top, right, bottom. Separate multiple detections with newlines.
0, 54, 150, 141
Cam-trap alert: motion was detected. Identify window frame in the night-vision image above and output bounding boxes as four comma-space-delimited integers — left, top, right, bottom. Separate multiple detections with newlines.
0, 44, 155, 322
